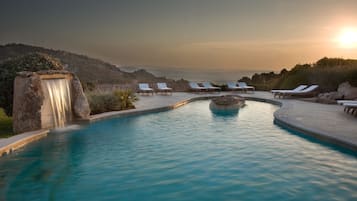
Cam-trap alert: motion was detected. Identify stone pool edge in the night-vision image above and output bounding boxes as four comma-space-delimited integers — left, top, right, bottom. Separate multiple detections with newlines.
274, 110, 357, 152
1, 95, 355, 157
0, 129, 49, 157
248, 97, 357, 152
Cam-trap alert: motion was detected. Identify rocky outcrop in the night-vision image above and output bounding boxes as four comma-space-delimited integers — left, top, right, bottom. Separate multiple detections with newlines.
317, 92, 343, 104
12, 71, 91, 133
13, 73, 44, 133
209, 95, 245, 114
317, 82, 357, 104
72, 76, 91, 119
337, 82, 357, 100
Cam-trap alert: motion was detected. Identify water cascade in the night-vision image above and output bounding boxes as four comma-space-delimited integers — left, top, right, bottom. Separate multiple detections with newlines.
12, 71, 90, 133
42, 79, 72, 128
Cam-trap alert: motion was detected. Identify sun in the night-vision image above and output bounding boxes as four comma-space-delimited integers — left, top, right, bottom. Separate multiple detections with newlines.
338, 28, 357, 48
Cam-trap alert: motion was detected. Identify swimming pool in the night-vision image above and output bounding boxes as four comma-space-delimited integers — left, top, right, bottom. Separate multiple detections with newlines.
1, 100, 356, 201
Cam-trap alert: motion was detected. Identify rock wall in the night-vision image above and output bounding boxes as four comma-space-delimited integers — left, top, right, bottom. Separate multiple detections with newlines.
317, 82, 357, 104
12, 71, 91, 133
337, 82, 357, 100
72, 76, 90, 119
13, 72, 44, 133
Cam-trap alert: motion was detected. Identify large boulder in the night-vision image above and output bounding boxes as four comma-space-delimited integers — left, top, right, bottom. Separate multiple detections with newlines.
72, 76, 91, 119
316, 82, 357, 104
209, 95, 245, 115
12, 72, 44, 133
317, 92, 343, 104
338, 82, 357, 100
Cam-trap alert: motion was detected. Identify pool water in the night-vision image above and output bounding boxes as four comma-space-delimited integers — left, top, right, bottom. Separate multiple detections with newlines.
0, 101, 356, 201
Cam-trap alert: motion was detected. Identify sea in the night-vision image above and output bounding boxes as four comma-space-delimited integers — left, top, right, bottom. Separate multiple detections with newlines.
121, 66, 268, 84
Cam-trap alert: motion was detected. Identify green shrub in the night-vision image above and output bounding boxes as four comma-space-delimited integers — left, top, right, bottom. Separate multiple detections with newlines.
0, 108, 13, 138
87, 93, 121, 115
0, 53, 63, 116
87, 90, 137, 115
113, 90, 137, 109
239, 57, 357, 91
82, 81, 96, 92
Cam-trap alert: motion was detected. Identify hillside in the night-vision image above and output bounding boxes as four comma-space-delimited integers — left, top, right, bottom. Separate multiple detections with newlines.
0, 53, 66, 115
0, 44, 189, 116
239, 57, 357, 92
0, 43, 175, 84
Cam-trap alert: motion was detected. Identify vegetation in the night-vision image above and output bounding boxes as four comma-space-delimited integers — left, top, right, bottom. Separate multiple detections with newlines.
114, 90, 138, 109
82, 81, 96, 92
0, 52, 64, 116
0, 43, 175, 84
0, 108, 13, 138
239, 57, 357, 92
0, 43, 189, 93
87, 90, 137, 115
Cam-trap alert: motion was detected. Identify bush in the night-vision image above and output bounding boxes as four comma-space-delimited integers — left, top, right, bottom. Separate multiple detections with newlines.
239, 57, 357, 91
82, 81, 96, 92
87, 90, 137, 115
0, 53, 63, 116
0, 108, 13, 138
113, 90, 137, 109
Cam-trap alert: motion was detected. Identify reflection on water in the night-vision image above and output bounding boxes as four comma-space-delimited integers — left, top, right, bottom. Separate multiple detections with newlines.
51, 125, 83, 133
210, 108, 239, 118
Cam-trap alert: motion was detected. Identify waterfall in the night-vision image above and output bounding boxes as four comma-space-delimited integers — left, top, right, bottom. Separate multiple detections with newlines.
42, 79, 72, 128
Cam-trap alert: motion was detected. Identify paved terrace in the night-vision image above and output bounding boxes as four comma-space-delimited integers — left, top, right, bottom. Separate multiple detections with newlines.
1, 91, 357, 156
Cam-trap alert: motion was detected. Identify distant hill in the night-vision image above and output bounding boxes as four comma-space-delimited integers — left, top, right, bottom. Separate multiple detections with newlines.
0, 44, 189, 115
239, 57, 357, 92
0, 43, 173, 84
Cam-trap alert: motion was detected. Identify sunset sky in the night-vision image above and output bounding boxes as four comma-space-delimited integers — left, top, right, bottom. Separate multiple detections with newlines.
1, 0, 357, 71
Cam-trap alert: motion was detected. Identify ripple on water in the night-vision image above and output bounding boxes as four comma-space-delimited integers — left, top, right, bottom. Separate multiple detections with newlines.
0, 100, 356, 201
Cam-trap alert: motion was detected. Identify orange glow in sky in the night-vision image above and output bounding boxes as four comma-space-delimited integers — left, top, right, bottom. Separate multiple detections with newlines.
1, 0, 357, 70
338, 28, 357, 48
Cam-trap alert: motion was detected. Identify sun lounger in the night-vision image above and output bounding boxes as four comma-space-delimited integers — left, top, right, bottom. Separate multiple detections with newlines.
238, 82, 255, 92
342, 103, 357, 116
227, 82, 242, 91
278, 85, 319, 98
202, 82, 220, 92
335, 100, 357, 116
138, 83, 154, 95
156, 82, 172, 94
271, 85, 307, 93
337, 100, 357, 105
271, 85, 307, 98
189, 82, 207, 92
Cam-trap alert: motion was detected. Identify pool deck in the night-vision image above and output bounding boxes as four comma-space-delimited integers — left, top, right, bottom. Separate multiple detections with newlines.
1, 91, 356, 156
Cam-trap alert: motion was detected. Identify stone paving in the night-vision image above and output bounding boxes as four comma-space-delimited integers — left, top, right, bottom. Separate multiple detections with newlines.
1, 91, 357, 156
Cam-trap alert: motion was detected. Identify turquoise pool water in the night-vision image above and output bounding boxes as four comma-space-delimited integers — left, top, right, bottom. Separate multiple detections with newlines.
0, 100, 356, 201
